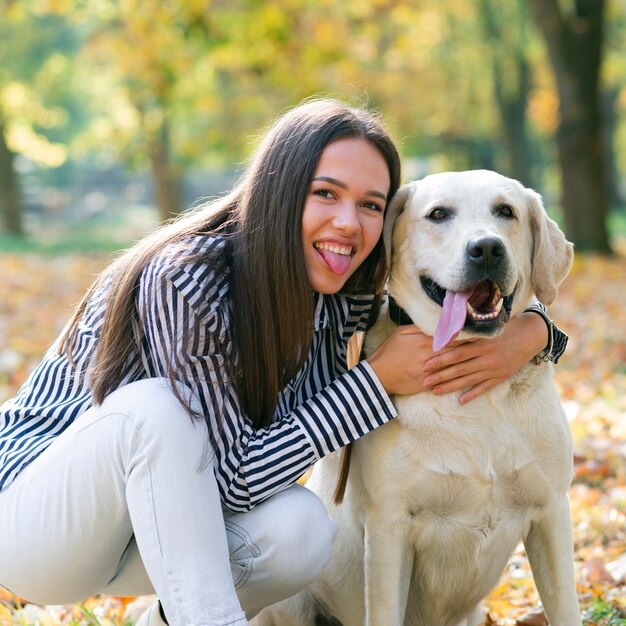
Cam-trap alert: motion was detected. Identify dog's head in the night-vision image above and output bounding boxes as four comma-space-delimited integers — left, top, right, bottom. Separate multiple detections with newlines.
383, 170, 574, 349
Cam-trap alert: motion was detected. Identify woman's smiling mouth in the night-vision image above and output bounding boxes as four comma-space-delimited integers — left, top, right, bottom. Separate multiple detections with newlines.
313, 241, 355, 275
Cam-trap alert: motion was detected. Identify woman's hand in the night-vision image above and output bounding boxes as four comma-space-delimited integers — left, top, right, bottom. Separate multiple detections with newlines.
422, 311, 548, 404
366, 312, 548, 403
365, 326, 436, 396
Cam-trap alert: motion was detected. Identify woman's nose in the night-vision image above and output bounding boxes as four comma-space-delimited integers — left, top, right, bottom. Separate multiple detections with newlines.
332, 203, 360, 233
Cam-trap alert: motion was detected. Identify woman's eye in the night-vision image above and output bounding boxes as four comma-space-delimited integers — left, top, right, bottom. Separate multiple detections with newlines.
362, 201, 384, 213
427, 207, 449, 221
313, 188, 334, 199
496, 204, 515, 219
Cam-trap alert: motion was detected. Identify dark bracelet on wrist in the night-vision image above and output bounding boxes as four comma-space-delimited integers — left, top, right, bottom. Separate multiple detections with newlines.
523, 305, 555, 365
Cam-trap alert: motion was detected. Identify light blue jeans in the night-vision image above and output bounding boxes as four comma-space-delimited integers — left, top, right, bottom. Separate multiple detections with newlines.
0, 379, 337, 626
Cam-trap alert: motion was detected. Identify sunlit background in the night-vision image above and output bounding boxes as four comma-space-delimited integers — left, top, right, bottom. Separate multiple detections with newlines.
0, 0, 624, 253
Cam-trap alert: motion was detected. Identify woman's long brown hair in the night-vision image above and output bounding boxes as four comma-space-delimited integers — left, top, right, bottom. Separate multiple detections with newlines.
58, 97, 402, 430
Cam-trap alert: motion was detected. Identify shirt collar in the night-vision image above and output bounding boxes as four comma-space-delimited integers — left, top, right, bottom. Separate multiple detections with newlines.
312, 292, 330, 330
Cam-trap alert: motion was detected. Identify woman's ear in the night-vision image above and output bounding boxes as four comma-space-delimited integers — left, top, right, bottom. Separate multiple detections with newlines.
527, 189, 574, 305
383, 183, 414, 265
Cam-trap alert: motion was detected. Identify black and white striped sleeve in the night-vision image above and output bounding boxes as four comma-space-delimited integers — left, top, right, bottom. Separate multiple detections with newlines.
137, 260, 397, 512
524, 301, 568, 364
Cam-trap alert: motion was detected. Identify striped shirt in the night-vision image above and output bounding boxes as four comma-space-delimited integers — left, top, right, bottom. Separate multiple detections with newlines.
0, 235, 398, 511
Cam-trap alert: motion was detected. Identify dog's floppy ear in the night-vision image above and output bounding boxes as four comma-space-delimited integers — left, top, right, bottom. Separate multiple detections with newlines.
527, 189, 574, 305
383, 182, 414, 262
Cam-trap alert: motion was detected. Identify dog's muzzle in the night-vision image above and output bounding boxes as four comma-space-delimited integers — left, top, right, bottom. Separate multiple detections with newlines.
420, 275, 514, 334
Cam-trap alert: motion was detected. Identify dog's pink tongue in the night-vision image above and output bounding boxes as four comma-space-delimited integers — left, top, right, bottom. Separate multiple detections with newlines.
433, 291, 469, 351
317, 248, 352, 275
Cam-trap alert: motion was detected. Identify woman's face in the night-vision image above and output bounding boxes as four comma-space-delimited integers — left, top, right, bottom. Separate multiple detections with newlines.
301, 138, 390, 294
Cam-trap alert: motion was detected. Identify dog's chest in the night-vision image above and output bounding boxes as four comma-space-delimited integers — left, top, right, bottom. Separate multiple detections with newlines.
358, 396, 554, 534
353, 404, 555, 620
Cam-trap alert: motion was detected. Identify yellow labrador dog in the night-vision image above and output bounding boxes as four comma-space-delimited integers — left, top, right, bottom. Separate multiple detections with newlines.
253, 171, 580, 626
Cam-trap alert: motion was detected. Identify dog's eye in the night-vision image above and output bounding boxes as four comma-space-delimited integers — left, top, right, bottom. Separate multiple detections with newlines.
496, 204, 515, 219
427, 207, 449, 221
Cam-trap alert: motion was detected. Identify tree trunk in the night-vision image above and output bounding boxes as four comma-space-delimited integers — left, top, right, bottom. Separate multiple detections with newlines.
148, 120, 181, 222
498, 58, 532, 188
0, 119, 24, 235
527, 0, 612, 253
480, 0, 533, 188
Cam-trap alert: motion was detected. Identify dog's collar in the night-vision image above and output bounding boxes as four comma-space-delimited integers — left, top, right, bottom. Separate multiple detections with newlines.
388, 295, 413, 326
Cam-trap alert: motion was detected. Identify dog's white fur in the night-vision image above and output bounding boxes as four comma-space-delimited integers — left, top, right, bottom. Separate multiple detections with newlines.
253, 171, 580, 626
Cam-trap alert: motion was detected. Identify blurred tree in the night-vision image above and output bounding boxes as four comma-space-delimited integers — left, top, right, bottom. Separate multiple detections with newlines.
527, 0, 612, 253
84, 0, 201, 220
81, 0, 300, 220
603, 85, 623, 209
0, 3, 85, 236
602, 5, 626, 211
2, 0, 622, 244
478, 0, 533, 187
0, 114, 22, 235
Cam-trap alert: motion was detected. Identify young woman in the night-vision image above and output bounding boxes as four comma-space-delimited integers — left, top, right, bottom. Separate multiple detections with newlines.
0, 99, 566, 626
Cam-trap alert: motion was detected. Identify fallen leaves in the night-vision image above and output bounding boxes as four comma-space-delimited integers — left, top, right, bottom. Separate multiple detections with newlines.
0, 243, 625, 624
515, 607, 549, 625
0, 254, 110, 405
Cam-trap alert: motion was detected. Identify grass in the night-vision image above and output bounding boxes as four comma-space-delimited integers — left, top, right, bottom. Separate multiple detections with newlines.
0, 232, 126, 255
583, 598, 626, 625
0, 204, 158, 256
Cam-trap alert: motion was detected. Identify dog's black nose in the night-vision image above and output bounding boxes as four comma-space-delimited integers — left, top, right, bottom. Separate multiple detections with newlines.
466, 237, 505, 267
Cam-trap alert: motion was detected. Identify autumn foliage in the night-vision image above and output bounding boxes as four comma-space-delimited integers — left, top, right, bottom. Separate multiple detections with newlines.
0, 245, 625, 624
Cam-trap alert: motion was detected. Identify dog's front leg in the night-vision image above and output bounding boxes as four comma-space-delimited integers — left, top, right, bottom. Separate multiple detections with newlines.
364, 513, 414, 626
523, 497, 582, 626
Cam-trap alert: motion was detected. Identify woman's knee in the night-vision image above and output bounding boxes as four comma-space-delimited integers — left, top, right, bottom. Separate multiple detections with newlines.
100, 378, 184, 419
279, 487, 337, 579
83, 378, 213, 486
227, 485, 337, 615
235, 485, 337, 584
98, 378, 204, 445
